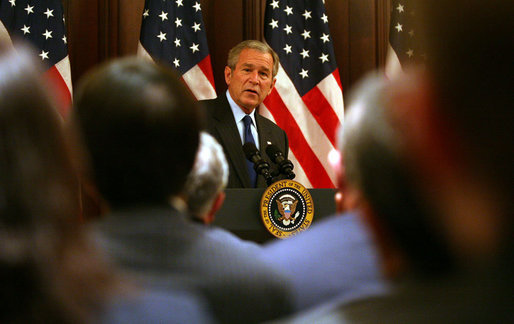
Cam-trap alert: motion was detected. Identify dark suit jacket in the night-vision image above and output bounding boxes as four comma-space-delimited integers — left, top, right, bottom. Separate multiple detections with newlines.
92, 205, 294, 323
280, 268, 513, 324
202, 95, 289, 188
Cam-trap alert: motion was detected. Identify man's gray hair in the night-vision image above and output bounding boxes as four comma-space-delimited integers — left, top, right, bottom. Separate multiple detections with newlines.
227, 40, 279, 78
183, 132, 229, 220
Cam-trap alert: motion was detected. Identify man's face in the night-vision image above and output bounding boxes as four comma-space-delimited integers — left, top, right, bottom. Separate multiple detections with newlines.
225, 48, 276, 114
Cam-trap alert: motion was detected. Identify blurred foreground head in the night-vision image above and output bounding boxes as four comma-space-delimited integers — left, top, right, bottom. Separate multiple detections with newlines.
182, 132, 229, 224
341, 75, 453, 278
388, 0, 514, 265
73, 58, 204, 208
0, 43, 111, 322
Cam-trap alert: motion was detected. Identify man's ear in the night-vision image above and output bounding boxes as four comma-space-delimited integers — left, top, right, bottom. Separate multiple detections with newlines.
224, 66, 232, 86
205, 191, 226, 224
268, 77, 277, 95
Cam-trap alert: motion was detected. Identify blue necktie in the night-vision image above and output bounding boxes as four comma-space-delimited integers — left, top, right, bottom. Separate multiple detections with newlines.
243, 115, 257, 187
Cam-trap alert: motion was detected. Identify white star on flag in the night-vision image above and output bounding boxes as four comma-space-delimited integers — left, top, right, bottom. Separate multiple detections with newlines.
21, 25, 30, 34
157, 31, 167, 42
24, 4, 34, 14
44, 8, 54, 18
42, 29, 53, 40
39, 50, 49, 60
319, 53, 329, 63
190, 43, 199, 53
192, 22, 201, 32
301, 30, 311, 39
159, 11, 168, 21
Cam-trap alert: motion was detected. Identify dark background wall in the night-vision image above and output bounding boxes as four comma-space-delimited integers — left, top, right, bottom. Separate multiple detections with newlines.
63, 0, 391, 96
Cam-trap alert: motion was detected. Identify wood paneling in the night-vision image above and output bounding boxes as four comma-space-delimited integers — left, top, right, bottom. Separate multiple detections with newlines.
65, 0, 101, 85
204, 0, 244, 95
118, 0, 145, 56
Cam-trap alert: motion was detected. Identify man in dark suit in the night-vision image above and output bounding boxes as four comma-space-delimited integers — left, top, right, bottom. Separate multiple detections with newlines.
72, 58, 294, 323
202, 40, 289, 188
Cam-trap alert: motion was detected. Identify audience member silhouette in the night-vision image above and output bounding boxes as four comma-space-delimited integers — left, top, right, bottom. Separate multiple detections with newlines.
279, 0, 513, 320
0, 42, 113, 323
0, 41, 212, 324
73, 57, 294, 323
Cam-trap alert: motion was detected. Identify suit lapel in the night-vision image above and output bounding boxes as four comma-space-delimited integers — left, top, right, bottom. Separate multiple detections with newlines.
213, 96, 252, 188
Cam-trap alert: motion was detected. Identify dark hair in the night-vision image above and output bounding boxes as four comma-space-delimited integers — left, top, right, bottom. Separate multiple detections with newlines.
73, 58, 204, 207
0, 43, 113, 323
342, 75, 454, 276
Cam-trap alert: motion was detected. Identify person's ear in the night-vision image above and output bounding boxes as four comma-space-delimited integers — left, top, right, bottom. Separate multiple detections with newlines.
224, 66, 232, 86
359, 201, 408, 279
268, 77, 277, 95
205, 191, 226, 224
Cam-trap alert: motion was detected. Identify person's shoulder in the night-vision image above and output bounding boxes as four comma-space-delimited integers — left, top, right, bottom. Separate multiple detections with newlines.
204, 225, 263, 254
257, 112, 281, 128
102, 289, 214, 324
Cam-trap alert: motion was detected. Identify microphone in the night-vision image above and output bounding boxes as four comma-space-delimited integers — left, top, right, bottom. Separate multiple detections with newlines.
265, 144, 295, 180
243, 142, 273, 186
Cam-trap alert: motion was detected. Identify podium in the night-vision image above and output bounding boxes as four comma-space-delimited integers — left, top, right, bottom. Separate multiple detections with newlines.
213, 188, 337, 243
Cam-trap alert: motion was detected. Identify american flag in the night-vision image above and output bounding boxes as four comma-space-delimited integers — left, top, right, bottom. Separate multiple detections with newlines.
262, 0, 344, 188
0, 0, 72, 117
386, 0, 424, 78
138, 0, 216, 100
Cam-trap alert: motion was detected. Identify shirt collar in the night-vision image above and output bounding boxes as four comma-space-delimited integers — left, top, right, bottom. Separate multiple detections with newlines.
226, 90, 257, 125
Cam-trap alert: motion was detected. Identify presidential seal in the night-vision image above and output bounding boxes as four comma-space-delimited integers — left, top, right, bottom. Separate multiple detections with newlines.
260, 180, 314, 238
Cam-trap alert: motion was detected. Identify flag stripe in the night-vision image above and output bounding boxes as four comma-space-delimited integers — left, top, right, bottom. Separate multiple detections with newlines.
263, 64, 338, 187
317, 70, 344, 122
182, 56, 216, 100
256, 105, 313, 188
302, 84, 340, 146
196, 54, 216, 90
264, 0, 344, 188
264, 89, 335, 188
45, 64, 72, 117
385, 43, 402, 79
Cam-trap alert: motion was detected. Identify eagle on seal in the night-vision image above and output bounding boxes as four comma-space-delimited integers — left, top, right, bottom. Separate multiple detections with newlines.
276, 196, 298, 226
